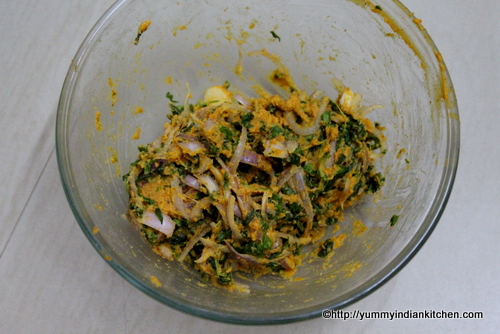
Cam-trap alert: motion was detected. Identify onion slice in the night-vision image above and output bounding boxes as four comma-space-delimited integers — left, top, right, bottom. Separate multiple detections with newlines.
184, 175, 200, 190
277, 165, 299, 188
292, 168, 314, 235
172, 176, 190, 220
225, 241, 290, 265
197, 174, 219, 194
226, 195, 243, 239
241, 150, 275, 174
286, 97, 328, 136
234, 94, 251, 107
324, 140, 337, 169
141, 211, 176, 237
229, 126, 247, 173
178, 140, 204, 154
177, 224, 211, 262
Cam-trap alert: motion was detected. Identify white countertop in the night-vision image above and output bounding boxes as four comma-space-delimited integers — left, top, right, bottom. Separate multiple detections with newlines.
1, 0, 498, 333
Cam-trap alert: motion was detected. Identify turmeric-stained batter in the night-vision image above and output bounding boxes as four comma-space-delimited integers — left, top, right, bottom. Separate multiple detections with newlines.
123, 52, 386, 291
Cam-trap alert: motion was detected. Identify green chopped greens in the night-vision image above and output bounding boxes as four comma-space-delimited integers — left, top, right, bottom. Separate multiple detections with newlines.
270, 31, 281, 41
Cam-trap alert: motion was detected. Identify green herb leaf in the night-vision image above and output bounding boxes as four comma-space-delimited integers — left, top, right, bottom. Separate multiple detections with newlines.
321, 111, 331, 125
303, 163, 316, 175
270, 31, 281, 41
318, 239, 334, 258
390, 215, 399, 226
166, 92, 178, 103
244, 210, 256, 225
154, 208, 163, 223
219, 126, 234, 141
217, 272, 233, 285
269, 125, 284, 138
288, 153, 301, 165
241, 113, 254, 129
282, 185, 296, 195
170, 104, 184, 116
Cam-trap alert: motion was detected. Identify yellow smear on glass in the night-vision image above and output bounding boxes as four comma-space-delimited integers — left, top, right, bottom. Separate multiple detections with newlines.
194, 42, 205, 49
413, 18, 423, 29
434, 51, 451, 107
108, 79, 118, 107
164, 76, 173, 84
173, 20, 192, 36
353, 219, 367, 236
94, 111, 103, 131
109, 147, 118, 164
132, 126, 141, 140
333, 233, 346, 249
343, 261, 362, 278
150, 276, 162, 288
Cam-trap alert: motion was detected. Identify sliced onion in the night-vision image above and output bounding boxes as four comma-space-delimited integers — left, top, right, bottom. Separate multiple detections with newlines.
197, 156, 212, 174
155, 126, 179, 156
204, 118, 216, 131
226, 195, 243, 239
197, 174, 219, 194
157, 243, 174, 261
225, 241, 260, 264
271, 237, 282, 250
217, 157, 251, 217
324, 140, 337, 169
234, 94, 251, 107
177, 224, 211, 262
172, 176, 190, 220
292, 168, 314, 235
225, 241, 290, 265
277, 165, 299, 188
141, 211, 176, 237
240, 150, 259, 165
199, 238, 229, 251
310, 89, 324, 99
263, 140, 289, 158
178, 140, 204, 153
285, 97, 328, 136
214, 202, 230, 230
261, 191, 269, 220
229, 126, 247, 173
233, 203, 243, 219
275, 231, 300, 244
286, 111, 320, 136
184, 175, 200, 190
188, 197, 211, 221
241, 150, 274, 174
176, 133, 197, 141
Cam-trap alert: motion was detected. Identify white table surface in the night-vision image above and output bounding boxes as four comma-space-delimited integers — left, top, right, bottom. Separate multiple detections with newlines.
1, 0, 498, 333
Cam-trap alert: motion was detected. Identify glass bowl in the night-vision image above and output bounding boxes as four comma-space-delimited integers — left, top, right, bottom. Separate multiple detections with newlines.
56, 0, 459, 324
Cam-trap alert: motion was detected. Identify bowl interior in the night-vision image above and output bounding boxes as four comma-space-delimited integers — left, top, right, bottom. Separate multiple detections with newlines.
57, 0, 459, 324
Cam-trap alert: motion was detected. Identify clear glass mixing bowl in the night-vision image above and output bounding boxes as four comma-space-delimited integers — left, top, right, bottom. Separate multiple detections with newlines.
56, 0, 459, 324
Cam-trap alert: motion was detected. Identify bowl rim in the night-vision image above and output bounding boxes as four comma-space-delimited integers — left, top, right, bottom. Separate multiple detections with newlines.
56, 0, 460, 325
